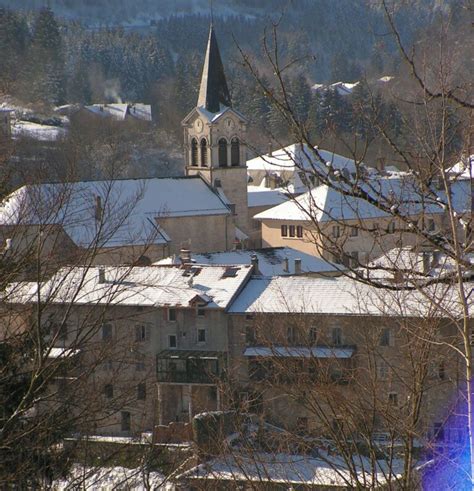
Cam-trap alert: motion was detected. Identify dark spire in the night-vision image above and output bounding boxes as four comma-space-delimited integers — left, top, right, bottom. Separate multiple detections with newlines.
197, 25, 232, 113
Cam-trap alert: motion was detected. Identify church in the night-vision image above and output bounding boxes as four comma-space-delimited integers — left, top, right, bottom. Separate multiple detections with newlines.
0, 25, 259, 267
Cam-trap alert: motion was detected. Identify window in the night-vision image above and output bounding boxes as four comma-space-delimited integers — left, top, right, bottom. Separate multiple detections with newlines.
231, 137, 240, 166
168, 308, 177, 322
121, 411, 131, 432
332, 327, 342, 346
191, 138, 198, 166
245, 325, 256, 344
309, 327, 318, 345
332, 225, 340, 238
388, 392, 398, 406
387, 221, 396, 234
168, 334, 177, 348
350, 227, 358, 237
427, 218, 436, 232
137, 383, 146, 401
59, 323, 68, 341
289, 225, 296, 237
102, 323, 112, 341
377, 360, 389, 380
104, 360, 113, 371
218, 138, 228, 167
380, 328, 393, 347
197, 328, 206, 343
287, 326, 295, 343
136, 360, 145, 371
197, 307, 206, 317
438, 361, 446, 380
104, 384, 113, 399
200, 138, 208, 166
296, 225, 303, 238
281, 225, 288, 237
349, 251, 359, 268
135, 324, 147, 342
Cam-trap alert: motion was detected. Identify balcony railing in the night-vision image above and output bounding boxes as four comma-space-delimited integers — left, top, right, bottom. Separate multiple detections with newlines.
156, 350, 226, 384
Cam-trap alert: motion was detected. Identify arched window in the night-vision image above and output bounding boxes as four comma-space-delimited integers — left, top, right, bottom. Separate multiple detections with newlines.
200, 138, 208, 167
191, 138, 198, 166
218, 138, 228, 167
231, 137, 240, 166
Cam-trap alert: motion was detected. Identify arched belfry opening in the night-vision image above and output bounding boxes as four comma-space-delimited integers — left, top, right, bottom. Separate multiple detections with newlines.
200, 138, 208, 167
231, 137, 240, 166
218, 138, 228, 167
191, 138, 198, 166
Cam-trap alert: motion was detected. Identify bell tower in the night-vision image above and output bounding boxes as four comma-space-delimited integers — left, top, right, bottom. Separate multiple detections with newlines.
182, 25, 249, 234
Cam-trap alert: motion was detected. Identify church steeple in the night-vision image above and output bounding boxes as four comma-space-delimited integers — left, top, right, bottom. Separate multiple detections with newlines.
197, 25, 232, 113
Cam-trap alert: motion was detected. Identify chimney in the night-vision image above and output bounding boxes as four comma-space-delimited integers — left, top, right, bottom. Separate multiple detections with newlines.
268, 142, 273, 157
250, 254, 260, 275
95, 195, 103, 222
377, 157, 385, 172
98, 267, 106, 284
283, 257, 289, 273
180, 248, 192, 266
294, 258, 302, 274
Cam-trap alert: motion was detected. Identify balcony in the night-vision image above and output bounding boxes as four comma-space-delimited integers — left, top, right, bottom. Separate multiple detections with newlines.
156, 350, 226, 385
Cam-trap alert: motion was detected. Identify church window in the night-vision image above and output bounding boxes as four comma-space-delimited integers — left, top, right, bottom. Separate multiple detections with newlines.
191, 138, 198, 166
231, 138, 240, 166
200, 139, 208, 167
218, 138, 228, 167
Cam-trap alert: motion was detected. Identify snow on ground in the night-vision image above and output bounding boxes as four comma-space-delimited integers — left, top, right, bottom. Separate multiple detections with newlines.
53, 465, 173, 490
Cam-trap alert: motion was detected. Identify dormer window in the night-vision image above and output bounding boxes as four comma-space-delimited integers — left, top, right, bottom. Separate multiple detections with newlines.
231, 138, 240, 166
200, 139, 208, 167
191, 138, 198, 166
219, 138, 228, 167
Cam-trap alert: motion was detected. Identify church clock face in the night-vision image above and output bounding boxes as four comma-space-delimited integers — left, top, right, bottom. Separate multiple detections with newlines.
194, 118, 203, 133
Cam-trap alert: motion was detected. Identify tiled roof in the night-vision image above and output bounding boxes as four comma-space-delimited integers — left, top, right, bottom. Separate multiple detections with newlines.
6, 264, 253, 309
154, 247, 345, 276
0, 177, 230, 248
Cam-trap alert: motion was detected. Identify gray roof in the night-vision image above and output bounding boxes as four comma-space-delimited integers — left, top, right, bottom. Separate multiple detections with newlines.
197, 25, 232, 113
155, 247, 345, 276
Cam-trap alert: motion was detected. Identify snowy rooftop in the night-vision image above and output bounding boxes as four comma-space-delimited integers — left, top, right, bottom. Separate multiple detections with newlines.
247, 143, 358, 175
6, 264, 253, 310
247, 186, 289, 207
12, 121, 67, 142
253, 176, 465, 222
54, 464, 170, 490
228, 275, 473, 317
83, 103, 152, 121
0, 176, 230, 248
154, 247, 345, 276
179, 451, 403, 488
446, 155, 474, 180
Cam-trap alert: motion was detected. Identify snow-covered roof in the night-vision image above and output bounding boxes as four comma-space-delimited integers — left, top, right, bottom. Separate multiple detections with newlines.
311, 81, 360, 96
0, 177, 230, 248
84, 103, 129, 120
179, 451, 403, 487
154, 247, 345, 276
247, 186, 289, 207
254, 177, 451, 222
54, 464, 170, 490
7, 264, 253, 310
446, 155, 474, 180
244, 346, 355, 358
127, 103, 152, 121
47, 347, 81, 358
12, 121, 66, 142
247, 143, 358, 175
228, 275, 473, 317
366, 246, 474, 280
